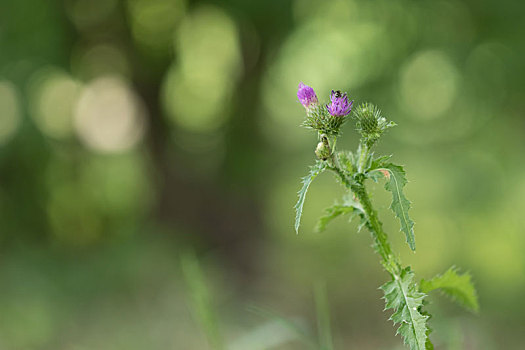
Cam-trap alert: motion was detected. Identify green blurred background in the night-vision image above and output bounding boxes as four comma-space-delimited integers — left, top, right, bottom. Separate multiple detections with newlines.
0, 0, 524, 348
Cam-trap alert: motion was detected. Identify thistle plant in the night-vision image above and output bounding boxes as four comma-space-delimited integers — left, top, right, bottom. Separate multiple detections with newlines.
294, 83, 479, 349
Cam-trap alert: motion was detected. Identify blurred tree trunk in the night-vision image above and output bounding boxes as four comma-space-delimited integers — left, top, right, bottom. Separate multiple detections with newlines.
125, 0, 293, 278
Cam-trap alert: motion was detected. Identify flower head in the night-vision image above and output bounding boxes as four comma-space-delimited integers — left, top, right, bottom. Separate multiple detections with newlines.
353, 102, 396, 146
326, 90, 353, 117
297, 82, 318, 109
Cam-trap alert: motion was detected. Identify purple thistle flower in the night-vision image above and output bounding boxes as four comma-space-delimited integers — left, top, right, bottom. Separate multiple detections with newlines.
297, 82, 318, 109
326, 90, 353, 117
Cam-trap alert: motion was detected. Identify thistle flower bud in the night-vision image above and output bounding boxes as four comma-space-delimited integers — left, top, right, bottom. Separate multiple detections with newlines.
297, 82, 319, 110
315, 134, 331, 161
326, 90, 353, 117
353, 102, 396, 146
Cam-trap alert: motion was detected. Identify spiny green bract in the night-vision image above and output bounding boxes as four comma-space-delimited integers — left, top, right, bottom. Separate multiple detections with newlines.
302, 104, 348, 136
294, 160, 327, 234
420, 266, 479, 312
381, 268, 429, 350
353, 102, 396, 145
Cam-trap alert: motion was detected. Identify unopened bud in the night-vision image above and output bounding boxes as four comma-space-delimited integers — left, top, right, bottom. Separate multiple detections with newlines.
315, 135, 331, 161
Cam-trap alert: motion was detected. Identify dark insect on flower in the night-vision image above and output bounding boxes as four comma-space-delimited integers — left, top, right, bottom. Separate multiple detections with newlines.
326, 90, 353, 117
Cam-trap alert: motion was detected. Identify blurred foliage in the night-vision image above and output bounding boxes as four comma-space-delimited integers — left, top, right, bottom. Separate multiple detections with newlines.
0, 0, 525, 348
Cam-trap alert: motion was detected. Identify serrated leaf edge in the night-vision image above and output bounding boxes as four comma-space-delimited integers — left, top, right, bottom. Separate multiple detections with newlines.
381, 269, 429, 350
371, 164, 416, 251
315, 195, 366, 232
294, 161, 327, 234
420, 266, 479, 313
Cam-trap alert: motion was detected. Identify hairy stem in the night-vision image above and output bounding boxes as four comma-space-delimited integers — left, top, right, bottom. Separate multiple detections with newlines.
357, 142, 370, 173
352, 183, 400, 274
329, 142, 400, 276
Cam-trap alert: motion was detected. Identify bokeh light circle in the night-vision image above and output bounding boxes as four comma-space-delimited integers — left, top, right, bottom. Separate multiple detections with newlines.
162, 5, 241, 133
74, 76, 147, 153
29, 68, 83, 139
399, 50, 459, 120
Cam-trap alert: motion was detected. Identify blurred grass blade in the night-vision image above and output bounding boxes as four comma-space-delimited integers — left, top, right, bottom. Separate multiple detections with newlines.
315, 282, 334, 350
181, 252, 225, 350
228, 319, 302, 350
247, 305, 318, 350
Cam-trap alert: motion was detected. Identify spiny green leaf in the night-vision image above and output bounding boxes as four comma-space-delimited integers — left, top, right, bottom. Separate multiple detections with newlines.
294, 161, 327, 234
315, 204, 354, 232
371, 154, 392, 168
372, 163, 416, 251
381, 268, 429, 350
420, 266, 479, 312
419, 303, 434, 350
368, 155, 392, 182
335, 151, 356, 174
315, 194, 364, 232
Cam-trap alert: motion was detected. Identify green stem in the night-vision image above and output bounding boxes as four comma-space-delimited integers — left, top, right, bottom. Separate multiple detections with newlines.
357, 142, 370, 173
328, 162, 352, 189
329, 141, 400, 276
331, 136, 338, 152
351, 181, 400, 275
